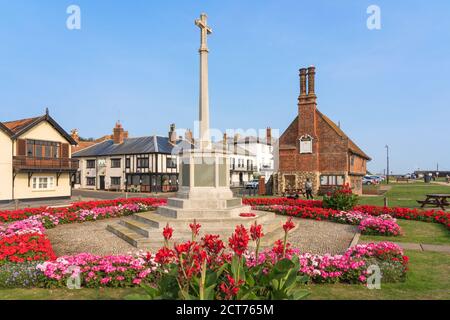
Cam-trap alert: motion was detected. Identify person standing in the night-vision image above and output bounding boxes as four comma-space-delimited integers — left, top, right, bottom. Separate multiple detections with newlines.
305, 178, 313, 199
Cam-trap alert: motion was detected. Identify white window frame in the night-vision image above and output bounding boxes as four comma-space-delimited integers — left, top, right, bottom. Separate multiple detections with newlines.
299, 135, 313, 154
32, 176, 55, 191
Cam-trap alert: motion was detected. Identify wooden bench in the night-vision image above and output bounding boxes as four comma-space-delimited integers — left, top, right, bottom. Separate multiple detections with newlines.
396, 177, 410, 183
417, 194, 450, 211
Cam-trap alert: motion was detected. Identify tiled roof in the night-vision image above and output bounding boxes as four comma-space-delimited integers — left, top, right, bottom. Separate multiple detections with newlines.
71, 135, 112, 153
72, 136, 190, 157
1, 113, 77, 145
316, 110, 371, 160
3, 117, 40, 133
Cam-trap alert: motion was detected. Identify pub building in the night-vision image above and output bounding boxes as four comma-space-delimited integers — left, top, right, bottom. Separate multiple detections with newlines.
72, 122, 192, 193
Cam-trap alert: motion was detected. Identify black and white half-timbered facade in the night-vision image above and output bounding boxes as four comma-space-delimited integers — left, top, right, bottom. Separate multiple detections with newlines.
73, 135, 189, 193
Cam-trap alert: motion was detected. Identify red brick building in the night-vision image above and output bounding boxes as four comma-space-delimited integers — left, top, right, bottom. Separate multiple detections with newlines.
275, 66, 371, 195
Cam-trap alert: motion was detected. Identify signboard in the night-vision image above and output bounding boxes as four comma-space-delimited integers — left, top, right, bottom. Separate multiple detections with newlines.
299, 136, 313, 154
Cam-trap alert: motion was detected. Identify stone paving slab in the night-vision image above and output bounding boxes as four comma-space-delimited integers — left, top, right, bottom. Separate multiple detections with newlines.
396, 242, 423, 251
359, 240, 450, 254
421, 244, 450, 254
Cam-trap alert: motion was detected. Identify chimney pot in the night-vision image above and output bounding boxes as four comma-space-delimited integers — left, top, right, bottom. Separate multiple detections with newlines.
307, 66, 316, 95
169, 124, 177, 144
113, 122, 126, 144
185, 129, 193, 143
266, 127, 272, 145
299, 68, 307, 96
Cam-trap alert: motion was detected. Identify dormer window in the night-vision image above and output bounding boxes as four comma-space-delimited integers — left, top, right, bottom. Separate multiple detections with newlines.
299, 135, 313, 154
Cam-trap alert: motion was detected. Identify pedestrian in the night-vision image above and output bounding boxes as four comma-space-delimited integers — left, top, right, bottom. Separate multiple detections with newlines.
305, 178, 313, 200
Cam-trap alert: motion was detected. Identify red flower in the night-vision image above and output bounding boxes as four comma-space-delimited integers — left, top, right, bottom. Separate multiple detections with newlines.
154, 247, 175, 264
189, 220, 201, 237
228, 225, 249, 256
283, 217, 295, 233
219, 274, 244, 300
163, 223, 173, 241
239, 213, 256, 218
201, 234, 225, 255
250, 223, 264, 241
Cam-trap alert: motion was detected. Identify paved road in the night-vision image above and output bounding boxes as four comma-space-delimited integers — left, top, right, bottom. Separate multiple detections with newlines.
0, 188, 256, 211
0, 189, 175, 210
72, 189, 174, 200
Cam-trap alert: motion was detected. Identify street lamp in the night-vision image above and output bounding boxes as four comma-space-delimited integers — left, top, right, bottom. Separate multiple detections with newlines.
385, 145, 390, 184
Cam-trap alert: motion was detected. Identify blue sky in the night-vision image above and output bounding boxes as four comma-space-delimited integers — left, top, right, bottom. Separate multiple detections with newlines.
0, 0, 449, 174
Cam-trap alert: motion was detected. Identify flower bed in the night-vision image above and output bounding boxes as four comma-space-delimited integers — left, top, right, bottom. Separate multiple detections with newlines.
243, 198, 322, 208
255, 205, 401, 236
358, 216, 402, 237
0, 198, 165, 266
0, 198, 166, 223
37, 252, 158, 288
0, 233, 56, 264
354, 205, 450, 230
0, 198, 410, 294
243, 197, 450, 230
36, 221, 408, 292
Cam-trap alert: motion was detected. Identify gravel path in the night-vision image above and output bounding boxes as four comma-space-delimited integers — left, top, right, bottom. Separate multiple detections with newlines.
287, 218, 358, 255
46, 218, 136, 256
46, 216, 357, 256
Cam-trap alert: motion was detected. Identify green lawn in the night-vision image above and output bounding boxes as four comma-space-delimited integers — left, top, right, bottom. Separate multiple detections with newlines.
305, 250, 450, 300
358, 182, 450, 209
0, 287, 145, 300
360, 220, 450, 245
1, 250, 448, 300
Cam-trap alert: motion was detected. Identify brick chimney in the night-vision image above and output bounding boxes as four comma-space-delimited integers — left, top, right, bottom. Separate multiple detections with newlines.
307, 66, 316, 96
168, 123, 177, 144
223, 133, 228, 152
185, 129, 193, 144
266, 127, 272, 145
233, 134, 240, 155
298, 66, 319, 171
70, 129, 80, 143
299, 68, 307, 97
113, 122, 127, 144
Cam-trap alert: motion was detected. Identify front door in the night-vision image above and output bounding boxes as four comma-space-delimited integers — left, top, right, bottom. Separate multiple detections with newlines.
99, 176, 105, 190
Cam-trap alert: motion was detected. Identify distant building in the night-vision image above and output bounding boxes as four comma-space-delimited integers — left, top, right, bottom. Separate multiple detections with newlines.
275, 67, 371, 195
223, 128, 275, 181
414, 171, 450, 178
0, 110, 78, 203
215, 138, 257, 187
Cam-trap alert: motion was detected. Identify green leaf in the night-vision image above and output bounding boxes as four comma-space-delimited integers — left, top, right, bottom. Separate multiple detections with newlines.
290, 289, 310, 300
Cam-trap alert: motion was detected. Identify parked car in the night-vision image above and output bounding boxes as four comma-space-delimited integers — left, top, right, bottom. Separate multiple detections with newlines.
363, 176, 376, 185
245, 180, 259, 189
367, 175, 382, 183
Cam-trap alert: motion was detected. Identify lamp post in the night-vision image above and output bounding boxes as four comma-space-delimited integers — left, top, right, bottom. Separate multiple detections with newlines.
385, 145, 390, 184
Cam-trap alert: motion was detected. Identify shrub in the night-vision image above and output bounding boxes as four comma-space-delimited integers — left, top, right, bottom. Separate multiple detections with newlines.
322, 184, 359, 211
359, 216, 402, 236
0, 262, 45, 288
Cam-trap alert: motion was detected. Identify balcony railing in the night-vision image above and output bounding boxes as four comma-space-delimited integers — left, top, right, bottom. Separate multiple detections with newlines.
13, 156, 79, 171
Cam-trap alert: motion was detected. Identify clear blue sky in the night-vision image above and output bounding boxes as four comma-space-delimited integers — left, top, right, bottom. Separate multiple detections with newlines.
0, 0, 449, 174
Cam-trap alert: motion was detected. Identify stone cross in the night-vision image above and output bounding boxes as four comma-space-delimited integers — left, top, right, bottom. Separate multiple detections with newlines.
195, 13, 212, 52
195, 13, 212, 149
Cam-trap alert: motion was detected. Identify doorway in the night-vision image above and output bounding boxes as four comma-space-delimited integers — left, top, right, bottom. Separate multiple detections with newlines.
99, 176, 105, 190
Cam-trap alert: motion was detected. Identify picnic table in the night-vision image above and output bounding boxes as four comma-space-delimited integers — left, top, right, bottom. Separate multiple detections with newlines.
417, 194, 450, 210
283, 188, 306, 199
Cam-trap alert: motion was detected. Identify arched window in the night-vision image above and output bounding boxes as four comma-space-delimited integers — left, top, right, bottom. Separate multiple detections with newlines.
299, 135, 313, 154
